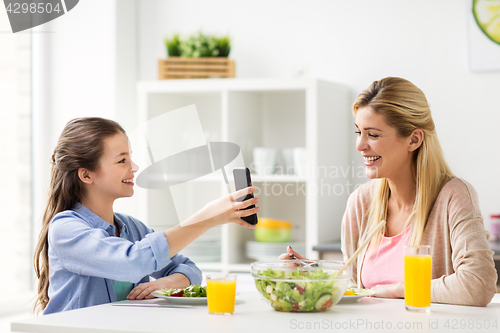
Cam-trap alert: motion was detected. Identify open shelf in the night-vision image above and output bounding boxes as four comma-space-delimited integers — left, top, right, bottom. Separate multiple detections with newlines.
130, 78, 351, 272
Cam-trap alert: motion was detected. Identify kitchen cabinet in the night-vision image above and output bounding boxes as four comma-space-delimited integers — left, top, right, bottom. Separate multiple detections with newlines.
116, 78, 351, 272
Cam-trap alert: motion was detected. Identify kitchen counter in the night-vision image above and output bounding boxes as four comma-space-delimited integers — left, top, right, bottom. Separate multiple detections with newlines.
12, 290, 500, 333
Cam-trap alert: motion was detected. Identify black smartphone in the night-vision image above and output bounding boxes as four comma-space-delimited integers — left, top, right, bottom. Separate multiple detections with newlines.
232, 167, 258, 225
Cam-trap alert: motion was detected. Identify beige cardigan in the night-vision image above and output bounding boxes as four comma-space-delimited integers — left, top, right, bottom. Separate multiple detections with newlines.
341, 177, 498, 306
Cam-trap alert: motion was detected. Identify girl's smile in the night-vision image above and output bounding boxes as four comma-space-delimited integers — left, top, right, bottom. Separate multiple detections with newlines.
89, 132, 139, 201
122, 177, 135, 186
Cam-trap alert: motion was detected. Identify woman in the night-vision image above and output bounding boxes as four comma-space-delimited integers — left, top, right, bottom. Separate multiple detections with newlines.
34, 117, 259, 314
282, 77, 497, 306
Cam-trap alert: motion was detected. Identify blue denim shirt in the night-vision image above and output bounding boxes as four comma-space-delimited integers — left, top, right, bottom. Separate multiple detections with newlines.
44, 203, 202, 314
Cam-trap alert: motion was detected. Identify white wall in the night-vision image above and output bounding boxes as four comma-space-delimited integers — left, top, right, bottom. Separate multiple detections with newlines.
137, 0, 500, 231
32, 0, 137, 233
33, 0, 500, 232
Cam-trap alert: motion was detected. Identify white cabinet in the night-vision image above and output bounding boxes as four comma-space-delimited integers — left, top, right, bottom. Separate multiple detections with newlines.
124, 78, 351, 272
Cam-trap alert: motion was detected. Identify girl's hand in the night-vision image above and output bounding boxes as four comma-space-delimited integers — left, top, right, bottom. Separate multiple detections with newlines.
165, 187, 260, 258
127, 273, 190, 300
371, 282, 404, 298
180, 186, 260, 229
278, 245, 308, 260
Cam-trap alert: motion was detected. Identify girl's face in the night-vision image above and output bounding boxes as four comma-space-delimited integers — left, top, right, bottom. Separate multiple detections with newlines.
355, 106, 413, 181
92, 132, 139, 201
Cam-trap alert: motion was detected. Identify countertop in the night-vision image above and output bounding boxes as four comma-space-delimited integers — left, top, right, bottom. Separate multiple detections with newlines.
12, 291, 500, 333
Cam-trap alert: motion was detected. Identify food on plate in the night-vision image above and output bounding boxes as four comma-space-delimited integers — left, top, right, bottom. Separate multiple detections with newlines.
344, 288, 356, 296
253, 267, 347, 312
343, 288, 373, 296
157, 284, 207, 297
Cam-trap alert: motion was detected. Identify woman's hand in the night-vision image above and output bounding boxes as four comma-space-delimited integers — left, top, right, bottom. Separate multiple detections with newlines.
126, 273, 190, 300
371, 282, 404, 299
278, 245, 309, 260
180, 186, 260, 229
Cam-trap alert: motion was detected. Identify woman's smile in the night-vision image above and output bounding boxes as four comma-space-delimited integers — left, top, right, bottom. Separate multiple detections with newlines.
363, 155, 381, 166
355, 106, 414, 180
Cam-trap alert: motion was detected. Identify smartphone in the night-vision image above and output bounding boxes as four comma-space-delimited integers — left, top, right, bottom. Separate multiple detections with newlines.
232, 167, 258, 225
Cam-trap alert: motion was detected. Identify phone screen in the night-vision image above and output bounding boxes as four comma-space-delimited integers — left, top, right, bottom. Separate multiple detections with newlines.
233, 167, 258, 225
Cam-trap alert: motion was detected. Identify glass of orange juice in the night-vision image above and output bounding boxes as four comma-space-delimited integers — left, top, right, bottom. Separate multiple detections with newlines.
206, 274, 237, 314
404, 245, 431, 313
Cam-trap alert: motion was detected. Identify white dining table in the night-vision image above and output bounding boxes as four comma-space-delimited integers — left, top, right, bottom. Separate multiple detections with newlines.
12, 291, 500, 333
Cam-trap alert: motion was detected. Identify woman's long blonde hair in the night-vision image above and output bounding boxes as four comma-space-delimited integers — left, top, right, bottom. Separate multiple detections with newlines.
353, 77, 452, 246
33, 117, 125, 313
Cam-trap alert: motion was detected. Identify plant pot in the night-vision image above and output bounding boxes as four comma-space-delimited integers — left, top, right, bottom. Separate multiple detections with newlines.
158, 57, 235, 80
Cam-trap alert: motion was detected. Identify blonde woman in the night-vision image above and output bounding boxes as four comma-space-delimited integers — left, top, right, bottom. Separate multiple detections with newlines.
281, 77, 497, 306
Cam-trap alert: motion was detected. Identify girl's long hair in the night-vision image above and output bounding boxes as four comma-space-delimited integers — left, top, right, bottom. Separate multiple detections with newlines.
353, 77, 453, 247
33, 117, 125, 313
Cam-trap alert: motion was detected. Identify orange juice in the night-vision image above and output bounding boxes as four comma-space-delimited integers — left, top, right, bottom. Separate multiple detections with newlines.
404, 254, 431, 308
207, 277, 236, 314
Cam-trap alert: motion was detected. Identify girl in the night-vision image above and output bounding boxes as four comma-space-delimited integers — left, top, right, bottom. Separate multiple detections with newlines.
281, 77, 497, 306
34, 117, 259, 314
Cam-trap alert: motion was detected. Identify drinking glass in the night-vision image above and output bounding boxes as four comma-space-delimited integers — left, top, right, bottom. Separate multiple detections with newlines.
206, 274, 237, 314
404, 245, 431, 312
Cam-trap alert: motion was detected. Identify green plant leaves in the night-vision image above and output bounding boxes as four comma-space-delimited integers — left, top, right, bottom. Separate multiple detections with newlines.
164, 32, 231, 58
165, 34, 182, 57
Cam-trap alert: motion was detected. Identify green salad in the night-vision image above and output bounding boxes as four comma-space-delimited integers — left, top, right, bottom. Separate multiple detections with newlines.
157, 284, 207, 297
254, 268, 344, 312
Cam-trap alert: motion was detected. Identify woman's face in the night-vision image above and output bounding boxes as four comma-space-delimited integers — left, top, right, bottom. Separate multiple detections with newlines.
355, 106, 413, 181
91, 132, 139, 201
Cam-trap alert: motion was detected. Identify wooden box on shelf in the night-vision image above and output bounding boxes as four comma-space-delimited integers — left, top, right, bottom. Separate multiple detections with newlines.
158, 57, 235, 80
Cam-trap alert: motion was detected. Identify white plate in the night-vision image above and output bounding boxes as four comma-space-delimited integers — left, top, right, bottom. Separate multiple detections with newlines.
151, 291, 208, 305
339, 288, 375, 303
151, 291, 240, 305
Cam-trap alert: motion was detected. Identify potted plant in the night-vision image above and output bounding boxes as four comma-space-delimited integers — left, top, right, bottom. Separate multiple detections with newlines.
159, 32, 234, 80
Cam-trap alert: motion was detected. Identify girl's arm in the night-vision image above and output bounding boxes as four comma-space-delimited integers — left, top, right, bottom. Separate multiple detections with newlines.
126, 187, 259, 300
163, 186, 259, 258
131, 273, 190, 300
49, 218, 172, 282
49, 187, 259, 283
127, 253, 200, 300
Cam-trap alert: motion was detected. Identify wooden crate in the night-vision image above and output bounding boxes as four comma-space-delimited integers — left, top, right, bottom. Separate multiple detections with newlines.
158, 57, 235, 80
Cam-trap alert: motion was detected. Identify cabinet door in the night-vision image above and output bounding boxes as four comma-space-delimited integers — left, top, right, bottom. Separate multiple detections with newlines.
127, 92, 227, 262
226, 90, 308, 264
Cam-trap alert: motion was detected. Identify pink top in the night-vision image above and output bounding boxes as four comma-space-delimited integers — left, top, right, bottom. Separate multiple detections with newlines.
360, 224, 411, 289
342, 178, 498, 306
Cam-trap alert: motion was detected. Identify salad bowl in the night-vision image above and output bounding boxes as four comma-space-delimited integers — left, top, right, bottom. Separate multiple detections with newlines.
251, 260, 350, 312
